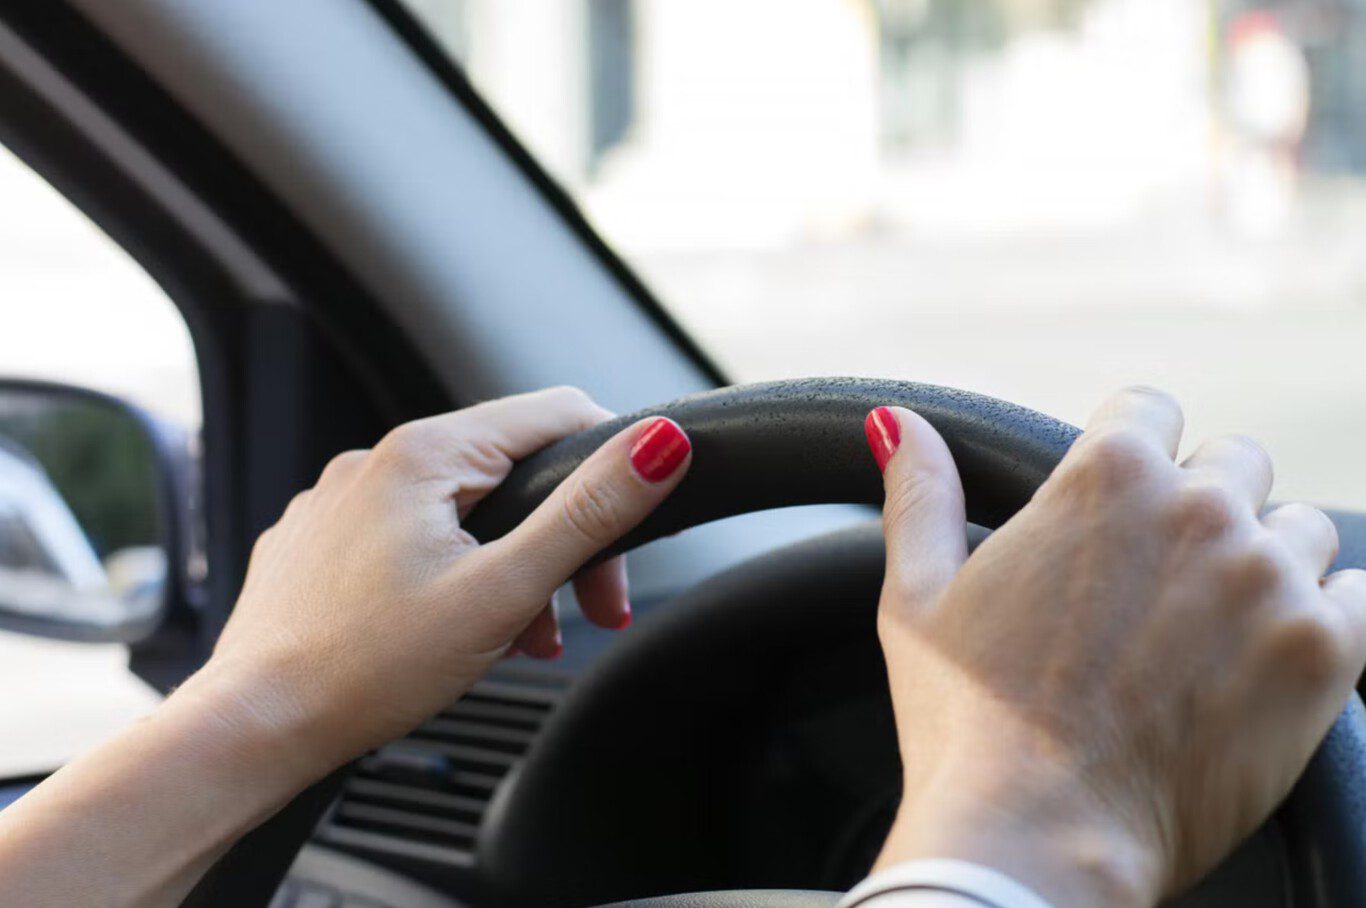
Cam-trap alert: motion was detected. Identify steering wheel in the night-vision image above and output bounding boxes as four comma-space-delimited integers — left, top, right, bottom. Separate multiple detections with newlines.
459, 378, 1366, 908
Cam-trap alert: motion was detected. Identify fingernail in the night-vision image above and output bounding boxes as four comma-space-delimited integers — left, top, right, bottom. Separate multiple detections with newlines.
630, 417, 690, 483
550, 638, 563, 659
611, 603, 633, 630
502, 645, 521, 660
865, 407, 901, 473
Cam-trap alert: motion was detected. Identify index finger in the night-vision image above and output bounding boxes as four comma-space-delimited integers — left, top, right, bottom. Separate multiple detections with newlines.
1071, 385, 1186, 462
372, 386, 614, 514
422, 386, 613, 465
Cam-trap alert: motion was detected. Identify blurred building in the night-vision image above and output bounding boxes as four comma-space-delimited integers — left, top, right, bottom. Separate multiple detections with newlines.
403, 0, 1366, 249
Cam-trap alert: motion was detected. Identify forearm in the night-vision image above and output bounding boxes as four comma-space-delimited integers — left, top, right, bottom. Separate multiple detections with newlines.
0, 666, 320, 908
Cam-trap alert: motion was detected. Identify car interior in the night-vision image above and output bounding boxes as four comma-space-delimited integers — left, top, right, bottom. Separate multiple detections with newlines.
3, 1, 1366, 907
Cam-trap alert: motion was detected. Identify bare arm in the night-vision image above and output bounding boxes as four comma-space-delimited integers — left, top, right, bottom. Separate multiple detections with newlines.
0, 388, 692, 907
863, 388, 1366, 907
4, 383, 1359, 908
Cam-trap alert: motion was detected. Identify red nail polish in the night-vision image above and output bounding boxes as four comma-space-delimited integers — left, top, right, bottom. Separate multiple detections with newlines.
630, 418, 690, 483
549, 639, 564, 659
611, 604, 633, 630
865, 407, 901, 473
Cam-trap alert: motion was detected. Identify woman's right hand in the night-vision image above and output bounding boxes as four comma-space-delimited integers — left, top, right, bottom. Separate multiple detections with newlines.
0, 386, 693, 908
865, 387, 1366, 907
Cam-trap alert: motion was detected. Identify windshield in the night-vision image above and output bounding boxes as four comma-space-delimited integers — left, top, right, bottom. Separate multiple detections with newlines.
399, 0, 1366, 508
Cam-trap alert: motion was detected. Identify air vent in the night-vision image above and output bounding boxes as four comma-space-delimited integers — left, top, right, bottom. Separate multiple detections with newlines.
315, 677, 564, 871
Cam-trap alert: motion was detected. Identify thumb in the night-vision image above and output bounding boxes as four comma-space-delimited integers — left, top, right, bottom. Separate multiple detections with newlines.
480, 416, 691, 607
866, 406, 968, 615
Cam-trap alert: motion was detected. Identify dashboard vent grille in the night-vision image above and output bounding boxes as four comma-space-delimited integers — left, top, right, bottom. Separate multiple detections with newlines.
315, 677, 564, 869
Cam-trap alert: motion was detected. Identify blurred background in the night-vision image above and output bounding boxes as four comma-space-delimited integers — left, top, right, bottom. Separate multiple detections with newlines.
4, 0, 1366, 772
402, 0, 1366, 504
0, 141, 189, 777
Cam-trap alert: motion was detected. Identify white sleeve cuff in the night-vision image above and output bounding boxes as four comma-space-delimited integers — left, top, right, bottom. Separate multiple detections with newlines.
840, 858, 1056, 908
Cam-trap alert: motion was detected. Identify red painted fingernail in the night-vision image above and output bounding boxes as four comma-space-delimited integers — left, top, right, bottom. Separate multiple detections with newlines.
549, 639, 563, 659
629, 418, 690, 483
502, 645, 521, 660
611, 604, 633, 630
865, 407, 901, 473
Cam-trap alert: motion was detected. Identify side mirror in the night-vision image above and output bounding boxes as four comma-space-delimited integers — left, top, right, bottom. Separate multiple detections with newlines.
0, 379, 189, 642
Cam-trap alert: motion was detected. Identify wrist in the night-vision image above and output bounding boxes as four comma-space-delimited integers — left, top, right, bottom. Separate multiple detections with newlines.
876, 759, 1162, 908
166, 657, 341, 799
0, 663, 330, 907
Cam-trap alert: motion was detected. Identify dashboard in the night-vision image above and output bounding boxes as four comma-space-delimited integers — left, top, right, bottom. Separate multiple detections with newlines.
287, 505, 1366, 906
294, 507, 872, 906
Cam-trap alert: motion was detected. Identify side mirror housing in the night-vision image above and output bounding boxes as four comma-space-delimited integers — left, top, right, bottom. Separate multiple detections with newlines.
0, 378, 190, 643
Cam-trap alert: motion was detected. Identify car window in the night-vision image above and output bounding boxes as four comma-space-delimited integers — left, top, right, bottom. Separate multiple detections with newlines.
401, 0, 1366, 509
0, 144, 197, 776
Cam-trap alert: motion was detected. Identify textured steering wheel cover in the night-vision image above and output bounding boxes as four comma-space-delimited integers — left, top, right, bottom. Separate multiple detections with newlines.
462, 377, 1078, 558
467, 379, 1366, 908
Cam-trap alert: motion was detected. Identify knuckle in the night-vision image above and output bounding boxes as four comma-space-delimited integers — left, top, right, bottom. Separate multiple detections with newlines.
535, 385, 605, 424
1267, 612, 1348, 685
879, 563, 948, 617
1170, 481, 1242, 539
1312, 508, 1339, 549
560, 474, 625, 546
1225, 433, 1272, 471
1280, 501, 1339, 548
879, 567, 921, 611
1065, 427, 1155, 492
1331, 568, 1366, 596
1275, 499, 1322, 523
375, 422, 434, 469
249, 527, 275, 560
876, 606, 911, 649
1219, 539, 1286, 597
1326, 570, 1366, 616
447, 434, 510, 475
1195, 434, 1274, 487
876, 568, 932, 630
545, 385, 596, 410
1085, 426, 1152, 463
320, 449, 368, 481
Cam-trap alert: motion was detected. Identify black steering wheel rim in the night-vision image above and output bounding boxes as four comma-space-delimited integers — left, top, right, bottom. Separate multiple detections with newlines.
462, 377, 1076, 560
184, 378, 1366, 908
460, 378, 1366, 908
